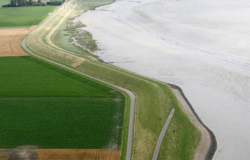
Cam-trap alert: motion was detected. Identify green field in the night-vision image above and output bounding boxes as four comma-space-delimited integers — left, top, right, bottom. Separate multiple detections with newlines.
0, 57, 125, 149
0, 5, 56, 27
0, 57, 112, 97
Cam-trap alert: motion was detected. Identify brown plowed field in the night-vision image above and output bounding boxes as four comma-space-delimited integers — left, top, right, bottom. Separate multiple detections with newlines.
0, 149, 9, 159
0, 26, 35, 57
36, 149, 120, 160
0, 149, 120, 160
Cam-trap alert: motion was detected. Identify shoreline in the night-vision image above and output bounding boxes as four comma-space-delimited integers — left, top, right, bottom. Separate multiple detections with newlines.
168, 84, 217, 160
58, 0, 217, 158
100, 61, 217, 159
73, 0, 250, 158
93, 58, 217, 159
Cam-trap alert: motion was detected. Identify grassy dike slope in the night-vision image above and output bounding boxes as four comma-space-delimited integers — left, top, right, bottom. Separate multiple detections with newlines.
25, 0, 201, 159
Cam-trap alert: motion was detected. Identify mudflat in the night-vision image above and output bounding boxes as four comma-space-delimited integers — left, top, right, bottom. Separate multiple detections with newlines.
74, 0, 250, 159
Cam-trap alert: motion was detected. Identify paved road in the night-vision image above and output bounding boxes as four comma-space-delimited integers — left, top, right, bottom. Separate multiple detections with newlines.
152, 108, 175, 160
22, 32, 135, 160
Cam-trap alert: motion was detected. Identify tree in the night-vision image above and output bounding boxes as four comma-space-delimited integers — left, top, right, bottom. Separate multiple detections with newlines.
10, 0, 18, 6
19, 0, 27, 6
10, 0, 27, 6
29, 0, 33, 5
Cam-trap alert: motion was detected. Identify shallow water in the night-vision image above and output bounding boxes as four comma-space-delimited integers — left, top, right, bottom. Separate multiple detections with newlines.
75, 0, 250, 159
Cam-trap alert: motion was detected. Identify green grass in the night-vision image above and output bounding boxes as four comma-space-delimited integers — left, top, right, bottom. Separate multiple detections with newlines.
52, 22, 95, 60
157, 86, 201, 159
0, 57, 125, 149
68, 22, 98, 52
0, 97, 124, 148
0, 57, 112, 98
0, 6, 56, 27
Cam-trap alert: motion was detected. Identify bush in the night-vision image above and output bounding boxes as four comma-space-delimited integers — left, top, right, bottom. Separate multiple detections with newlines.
47, 1, 62, 6
2, 4, 13, 7
2, 2, 46, 7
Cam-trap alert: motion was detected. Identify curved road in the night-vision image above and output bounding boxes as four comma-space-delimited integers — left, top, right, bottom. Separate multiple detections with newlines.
21, 34, 135, 160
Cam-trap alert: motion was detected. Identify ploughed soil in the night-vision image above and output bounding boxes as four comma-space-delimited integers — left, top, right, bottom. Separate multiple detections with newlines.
36, 149, 120, 160
0, 148, 120, 160
0, 26, 35, 57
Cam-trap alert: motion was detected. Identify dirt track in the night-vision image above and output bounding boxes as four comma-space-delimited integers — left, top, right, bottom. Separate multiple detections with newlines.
0, 26, 35, 57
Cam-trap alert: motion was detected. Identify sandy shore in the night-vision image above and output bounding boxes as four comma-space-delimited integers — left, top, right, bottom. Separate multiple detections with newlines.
74, 0, 250, 159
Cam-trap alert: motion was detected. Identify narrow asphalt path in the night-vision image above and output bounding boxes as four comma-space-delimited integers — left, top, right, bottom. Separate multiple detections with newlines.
22, 34, 135, 160
152, 108, 175, 160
